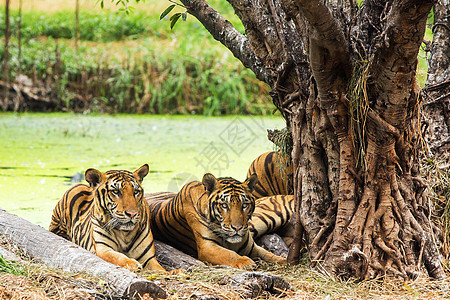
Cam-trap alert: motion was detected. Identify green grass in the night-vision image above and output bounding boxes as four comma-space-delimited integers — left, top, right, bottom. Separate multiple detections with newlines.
0, 255, 27, 276
0, 0, 244, 41
0, 35, 272, 115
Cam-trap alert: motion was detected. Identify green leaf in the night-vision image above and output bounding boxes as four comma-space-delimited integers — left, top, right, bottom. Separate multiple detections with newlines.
170, 13, 181, 21
181, 12, 187, 22
100, 1, 104, 8
160, 5, 175, 20
170, 13, 181, 29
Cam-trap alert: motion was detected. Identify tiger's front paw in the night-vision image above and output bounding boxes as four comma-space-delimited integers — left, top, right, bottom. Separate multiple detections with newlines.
231, 256, 256, 270
123, 258, 143, 272
271, 254, 287, 264
167, 268, 183, 275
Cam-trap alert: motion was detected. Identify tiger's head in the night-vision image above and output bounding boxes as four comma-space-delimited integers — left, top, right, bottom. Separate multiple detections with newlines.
85, 164, 149, 232
201, 173, 258, 244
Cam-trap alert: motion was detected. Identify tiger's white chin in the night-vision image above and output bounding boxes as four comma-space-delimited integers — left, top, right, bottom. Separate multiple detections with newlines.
226, 235, 243, 244
119, 223, 136, 231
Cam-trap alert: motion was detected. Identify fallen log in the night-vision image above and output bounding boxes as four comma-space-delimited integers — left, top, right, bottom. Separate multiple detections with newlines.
154, 240, 205, 271
0, 208, 166, 299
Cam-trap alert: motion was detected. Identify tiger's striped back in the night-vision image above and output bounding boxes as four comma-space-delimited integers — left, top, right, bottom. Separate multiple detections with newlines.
49, 183, 94, 250
147, 187, 200, 256
246, 151, 293, 198
249, 195, 295, 247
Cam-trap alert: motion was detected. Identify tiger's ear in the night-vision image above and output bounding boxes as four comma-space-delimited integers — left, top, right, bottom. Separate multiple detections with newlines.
202, 173, 217, 194
85, 168, 103, 188
244, 174, 258, 192
134, 164, 149, 183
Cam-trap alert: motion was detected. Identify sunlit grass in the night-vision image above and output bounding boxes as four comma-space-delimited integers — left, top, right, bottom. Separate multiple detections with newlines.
0, 255, 27, 276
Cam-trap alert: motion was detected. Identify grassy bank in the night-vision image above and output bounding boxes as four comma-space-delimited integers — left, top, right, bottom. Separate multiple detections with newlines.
0, 0, 272, 115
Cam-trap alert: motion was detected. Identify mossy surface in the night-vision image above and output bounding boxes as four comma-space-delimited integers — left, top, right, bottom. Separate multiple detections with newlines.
0, 113, 284, 227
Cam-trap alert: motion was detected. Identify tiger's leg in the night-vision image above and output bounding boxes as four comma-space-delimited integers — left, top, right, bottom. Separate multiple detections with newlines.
127, 230, 182, 275
95, 243, 143, 272
235, 232, 286, 265
183, 214, 254, 269
183, 213, 255, 269
250, 244, 287, 264
197, 240, 256, 269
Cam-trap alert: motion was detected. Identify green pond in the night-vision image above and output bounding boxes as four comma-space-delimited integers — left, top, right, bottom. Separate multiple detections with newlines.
0, 113, 284, 228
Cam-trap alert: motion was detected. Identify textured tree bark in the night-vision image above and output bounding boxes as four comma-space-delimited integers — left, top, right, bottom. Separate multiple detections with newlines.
180, 0, 447, 279
423, 0, 450, 157
0, 208, 167, 299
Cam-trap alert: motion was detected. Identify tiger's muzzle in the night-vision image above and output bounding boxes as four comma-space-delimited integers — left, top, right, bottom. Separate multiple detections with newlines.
222, 225, 248, 243
115, 211, 140, 231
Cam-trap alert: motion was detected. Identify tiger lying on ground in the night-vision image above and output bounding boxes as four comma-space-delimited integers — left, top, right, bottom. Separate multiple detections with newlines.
246, 151, 293, 198
246, 151, 295, 247
49, 164, 171, 273
249, 194, 295, 248
145, 173, 286, 269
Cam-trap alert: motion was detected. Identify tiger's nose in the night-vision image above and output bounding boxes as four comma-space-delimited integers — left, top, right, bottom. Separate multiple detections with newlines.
231, 224, 243, 231
125, 210, 138, 218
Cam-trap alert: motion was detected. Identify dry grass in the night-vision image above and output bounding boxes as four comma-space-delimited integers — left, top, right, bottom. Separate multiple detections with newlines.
141, 262, 450, 300
0, 261, 120, 299
1, 241, 450, 299
423, 154, 450, 262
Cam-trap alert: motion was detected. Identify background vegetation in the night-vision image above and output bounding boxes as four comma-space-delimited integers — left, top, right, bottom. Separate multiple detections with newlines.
0, 0, 272, 115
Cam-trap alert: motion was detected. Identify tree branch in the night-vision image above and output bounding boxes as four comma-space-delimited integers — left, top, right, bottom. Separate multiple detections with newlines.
368, 0, 434, 130
295, 0, 352, 135
180, 0, 272, 85
295, 0, 352, 78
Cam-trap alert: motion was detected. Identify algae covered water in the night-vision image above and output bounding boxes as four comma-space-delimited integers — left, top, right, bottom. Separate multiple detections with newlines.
0, 113, 284, 227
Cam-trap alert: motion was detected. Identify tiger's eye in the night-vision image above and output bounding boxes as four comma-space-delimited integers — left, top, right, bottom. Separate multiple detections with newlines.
134, 189, 141, 196
220, 203, 228, 210
242, 203, 249, 209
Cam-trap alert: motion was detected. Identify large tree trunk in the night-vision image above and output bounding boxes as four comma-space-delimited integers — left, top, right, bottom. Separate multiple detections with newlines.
0, 208, 167, 299
179, 0, 446, 279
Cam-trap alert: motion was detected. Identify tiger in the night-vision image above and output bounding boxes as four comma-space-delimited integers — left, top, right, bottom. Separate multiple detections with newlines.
145, 173, 286, 269
49, 164, 170, 273
246, 151, 293, 199
249, 194, 295, 248
246, 151, 295, 247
